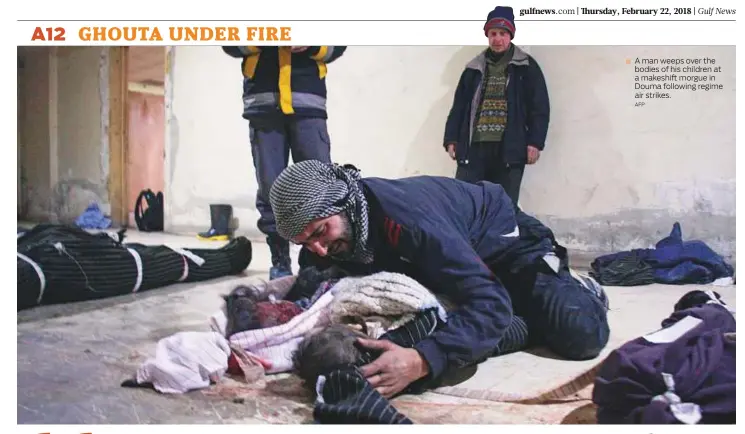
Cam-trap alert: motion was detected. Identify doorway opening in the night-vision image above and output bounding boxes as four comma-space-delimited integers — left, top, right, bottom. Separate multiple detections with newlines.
125, 47, 167, 228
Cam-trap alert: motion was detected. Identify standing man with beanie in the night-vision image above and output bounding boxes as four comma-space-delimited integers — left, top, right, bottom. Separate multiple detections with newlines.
222, 45, 347, 280
443, 6, 550, 206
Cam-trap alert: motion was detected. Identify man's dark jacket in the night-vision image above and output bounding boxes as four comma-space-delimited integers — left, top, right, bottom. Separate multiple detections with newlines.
300, 175, 556, 380
443, 44, 550, 165
222, 46, 347, 119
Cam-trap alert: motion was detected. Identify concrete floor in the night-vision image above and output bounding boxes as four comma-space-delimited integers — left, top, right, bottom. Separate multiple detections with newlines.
18, 231, 300, 424
17, 229, 737, 424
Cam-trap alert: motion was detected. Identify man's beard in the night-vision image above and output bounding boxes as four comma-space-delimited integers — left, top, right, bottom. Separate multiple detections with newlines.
328, 212, 357, 262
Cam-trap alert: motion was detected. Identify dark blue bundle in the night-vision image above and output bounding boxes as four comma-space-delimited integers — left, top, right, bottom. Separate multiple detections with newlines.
592, 292, 735, 424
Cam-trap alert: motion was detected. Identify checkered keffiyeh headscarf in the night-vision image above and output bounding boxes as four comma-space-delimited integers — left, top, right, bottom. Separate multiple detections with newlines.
269, 160, 375, 264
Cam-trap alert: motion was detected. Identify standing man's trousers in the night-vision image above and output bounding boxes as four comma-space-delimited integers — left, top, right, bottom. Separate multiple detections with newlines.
455, 141, 525, 206
249, 116, 332, 267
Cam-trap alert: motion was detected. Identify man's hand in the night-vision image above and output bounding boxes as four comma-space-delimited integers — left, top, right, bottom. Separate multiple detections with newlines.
358, 339, 430, 398
290, 46, 309, 53
527, 145, 541, 164
446, 143, 457, 160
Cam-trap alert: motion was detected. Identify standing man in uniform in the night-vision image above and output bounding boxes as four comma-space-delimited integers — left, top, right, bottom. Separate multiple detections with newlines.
222, 45, 347, 279
443, 6, 550, 206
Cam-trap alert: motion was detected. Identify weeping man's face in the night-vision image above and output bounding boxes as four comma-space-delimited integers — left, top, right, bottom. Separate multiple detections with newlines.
291, 212, 354, 259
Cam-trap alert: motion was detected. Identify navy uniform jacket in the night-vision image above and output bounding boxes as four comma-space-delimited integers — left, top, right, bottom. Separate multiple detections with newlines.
222, 46, 347, 119
301, 175, 553, 380
592, 302, 736, 424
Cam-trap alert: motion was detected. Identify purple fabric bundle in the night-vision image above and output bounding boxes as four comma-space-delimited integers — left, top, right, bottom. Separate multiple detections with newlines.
592, 301, 735, 424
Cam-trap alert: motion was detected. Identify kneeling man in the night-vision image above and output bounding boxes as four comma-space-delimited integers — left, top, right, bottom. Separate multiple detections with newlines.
269, 160, 610, 398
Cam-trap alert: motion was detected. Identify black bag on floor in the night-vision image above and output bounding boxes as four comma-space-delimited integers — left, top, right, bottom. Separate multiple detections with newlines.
17, 223, 252, 311
134, 189, 164, 232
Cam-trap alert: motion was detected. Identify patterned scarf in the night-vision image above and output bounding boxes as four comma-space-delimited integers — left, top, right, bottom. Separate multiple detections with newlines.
269, 160, 375, 264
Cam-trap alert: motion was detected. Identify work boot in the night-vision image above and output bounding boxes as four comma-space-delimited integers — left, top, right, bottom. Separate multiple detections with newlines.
267, 234, 293, 280
197, 204, 234, 241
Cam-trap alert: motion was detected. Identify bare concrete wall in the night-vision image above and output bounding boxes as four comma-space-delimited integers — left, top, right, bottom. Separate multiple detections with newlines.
53, 47, 108, 222
17, 47, 109, 224
18, 47, 52, 221
166, 45, 735, 262
165, 47, 252, 234
519, 46, 736, 262
17, 54, 23, 216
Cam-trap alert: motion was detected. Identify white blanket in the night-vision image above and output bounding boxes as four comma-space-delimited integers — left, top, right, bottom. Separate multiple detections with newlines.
135, 331, 232, 394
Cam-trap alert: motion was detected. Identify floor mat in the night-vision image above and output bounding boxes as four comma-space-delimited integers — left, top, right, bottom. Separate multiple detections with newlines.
393, 392, 598, 424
